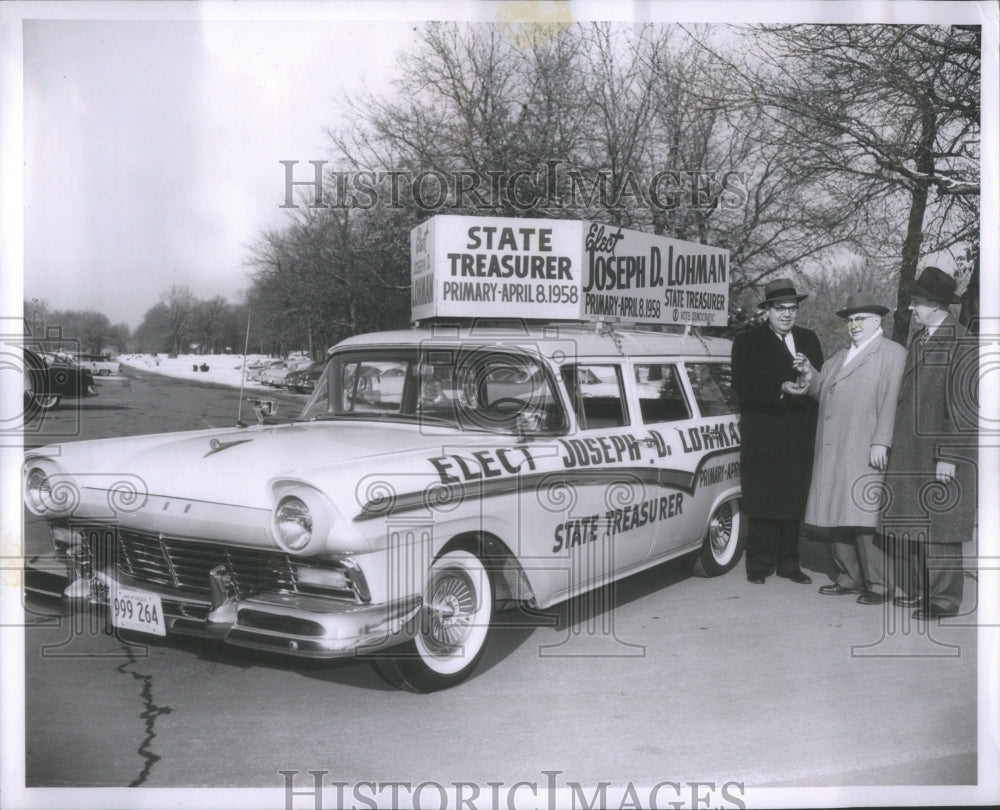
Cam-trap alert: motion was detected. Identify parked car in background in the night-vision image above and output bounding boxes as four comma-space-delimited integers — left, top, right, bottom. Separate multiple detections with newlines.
284, 361, 323, 393
246, 358, 284, 382
260, 357, 314, 387
73, 353, 122, 376
22, 347, 98, 415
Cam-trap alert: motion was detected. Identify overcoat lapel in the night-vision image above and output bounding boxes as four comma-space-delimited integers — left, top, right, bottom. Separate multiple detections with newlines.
902, 326, 927, 379
829, 336, 881, 386
903, 313, 959, 379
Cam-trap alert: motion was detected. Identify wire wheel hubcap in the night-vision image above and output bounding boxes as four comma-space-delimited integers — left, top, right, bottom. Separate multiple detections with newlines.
710, 504, 733, 559
424, 569, 476, 656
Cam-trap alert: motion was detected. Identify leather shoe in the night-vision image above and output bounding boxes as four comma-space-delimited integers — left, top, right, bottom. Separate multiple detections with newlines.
913, 605, 958, 621
778, 570, 812, 585
819, 584, 861, 596
893, 594, 923, 608
747, 575, 766, 584
856, 591, 890, 605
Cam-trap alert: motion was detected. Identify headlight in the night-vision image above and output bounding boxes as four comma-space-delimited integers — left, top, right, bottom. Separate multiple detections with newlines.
274, 496, 313, 551
25, 467, 52, 513
269, 486, 338, 555
23, 461, 78, 517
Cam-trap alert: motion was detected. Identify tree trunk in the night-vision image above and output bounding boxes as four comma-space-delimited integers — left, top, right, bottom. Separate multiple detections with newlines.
891, 91, 936, 347
892, 184, 929, 346
959, 262, 979, 335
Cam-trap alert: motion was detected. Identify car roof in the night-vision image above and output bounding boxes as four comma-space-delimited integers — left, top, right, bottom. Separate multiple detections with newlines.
332, 323, 732, 360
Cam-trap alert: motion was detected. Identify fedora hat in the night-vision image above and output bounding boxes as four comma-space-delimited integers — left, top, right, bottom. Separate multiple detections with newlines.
757, 278, 808, 309
906, 266, 961, 304
836, 292, 889, 319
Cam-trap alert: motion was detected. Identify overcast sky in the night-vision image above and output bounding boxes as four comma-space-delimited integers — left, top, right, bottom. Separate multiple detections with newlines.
5, 1, 995, 332
19, 14, 416, 328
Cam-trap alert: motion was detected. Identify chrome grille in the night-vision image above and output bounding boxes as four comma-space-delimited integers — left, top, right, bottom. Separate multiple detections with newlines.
82, 526, 298, 598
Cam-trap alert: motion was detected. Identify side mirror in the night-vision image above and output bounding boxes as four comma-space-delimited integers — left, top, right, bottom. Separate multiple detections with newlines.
515, 411, 542, 440
245, 398, 277, 423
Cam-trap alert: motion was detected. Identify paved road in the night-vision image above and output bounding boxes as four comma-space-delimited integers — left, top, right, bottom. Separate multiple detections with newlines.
14, 369, 981, 804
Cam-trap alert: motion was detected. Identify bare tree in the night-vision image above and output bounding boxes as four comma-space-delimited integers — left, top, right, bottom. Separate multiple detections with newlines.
103, 322, 131, 354
742, 24, 979, 342
161, 285, 196, 355
191, 296, 230, 354
23, 301, 131, 355
249, 22, 977, 350
640, 25, 868, 309
23, 297, 50, 340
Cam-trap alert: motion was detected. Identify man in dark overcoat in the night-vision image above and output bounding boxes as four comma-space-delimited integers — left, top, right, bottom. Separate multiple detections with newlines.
879, 266, 978, 620
731, 278, 824, 584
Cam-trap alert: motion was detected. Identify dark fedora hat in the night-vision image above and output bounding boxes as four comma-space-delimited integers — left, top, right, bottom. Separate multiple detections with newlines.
836, 292, 889, 318
757, 278, 808, 309
906, 266, 961, 304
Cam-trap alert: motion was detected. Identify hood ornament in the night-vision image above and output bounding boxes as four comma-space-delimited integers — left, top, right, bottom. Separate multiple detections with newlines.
204, 437, 254, 457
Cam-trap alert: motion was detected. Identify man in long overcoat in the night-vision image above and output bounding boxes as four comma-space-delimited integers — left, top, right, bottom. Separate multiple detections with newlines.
731, 278, 823, 584
878, 267, 978, 620
795, 293, 906, 604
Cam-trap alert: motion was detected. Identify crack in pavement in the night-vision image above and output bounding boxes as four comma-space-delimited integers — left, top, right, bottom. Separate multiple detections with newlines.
115, 642, 173, 787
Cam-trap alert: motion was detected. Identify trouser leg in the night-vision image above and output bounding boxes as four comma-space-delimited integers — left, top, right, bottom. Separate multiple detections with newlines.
775, 519, 802, 577
829, 527, 864, 590
886, 534, 925, 600
925, 541, 964, 612
855, 531, 890, 595
746, 517, 778, 578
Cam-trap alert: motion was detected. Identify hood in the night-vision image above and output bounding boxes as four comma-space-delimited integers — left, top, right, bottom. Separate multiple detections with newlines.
28, 421, 456, 512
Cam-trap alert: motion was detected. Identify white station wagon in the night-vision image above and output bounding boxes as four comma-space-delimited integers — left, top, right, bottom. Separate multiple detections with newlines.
23, 322, 744, 691
74, 353, 122, 376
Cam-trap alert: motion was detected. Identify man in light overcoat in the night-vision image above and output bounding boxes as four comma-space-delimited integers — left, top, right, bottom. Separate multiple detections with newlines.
878, 267, 978, 620
793, 293, 906, 604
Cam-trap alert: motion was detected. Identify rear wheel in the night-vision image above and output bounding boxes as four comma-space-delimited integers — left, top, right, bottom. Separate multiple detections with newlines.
34, 393, 62, 411
22, 351, 48, 423
371, 545, 494, 692
693, 498, 743, 577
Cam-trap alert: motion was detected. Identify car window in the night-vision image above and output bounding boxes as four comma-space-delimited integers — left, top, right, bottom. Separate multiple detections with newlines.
44, 352, 78, 367
300, 348, 567, 434
634, 363, 692, 423
560, 364, 628, 430
341, 361, 408, 413
685, 362, 739, 416
426, 348, 568, 433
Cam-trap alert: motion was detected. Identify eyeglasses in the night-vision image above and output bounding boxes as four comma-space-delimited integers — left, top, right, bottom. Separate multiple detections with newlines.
845, 315, 877, 325
771, 304, 798, 313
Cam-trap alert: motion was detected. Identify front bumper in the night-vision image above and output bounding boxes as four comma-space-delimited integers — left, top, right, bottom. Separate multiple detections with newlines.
24, 560, 422, 659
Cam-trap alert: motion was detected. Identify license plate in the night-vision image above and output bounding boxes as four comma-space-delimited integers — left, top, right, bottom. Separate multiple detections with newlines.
111, 585, 166, 636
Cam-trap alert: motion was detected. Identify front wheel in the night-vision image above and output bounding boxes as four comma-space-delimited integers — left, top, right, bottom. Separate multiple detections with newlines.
371, 546, 495, 692
693, 498, 744, 577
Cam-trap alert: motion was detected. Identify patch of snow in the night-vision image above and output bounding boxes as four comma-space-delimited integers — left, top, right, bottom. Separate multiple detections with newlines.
117, 354, 283, 391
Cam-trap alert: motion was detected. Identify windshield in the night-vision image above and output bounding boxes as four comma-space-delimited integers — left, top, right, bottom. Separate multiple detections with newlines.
299, 347, 569, 434
44, 352, 79, 367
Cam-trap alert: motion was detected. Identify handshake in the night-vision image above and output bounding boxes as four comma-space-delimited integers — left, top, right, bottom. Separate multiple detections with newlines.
781, 353, 817, 397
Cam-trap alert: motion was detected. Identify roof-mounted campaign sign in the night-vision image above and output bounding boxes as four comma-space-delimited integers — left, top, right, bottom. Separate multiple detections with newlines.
410, 215, 729, 327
